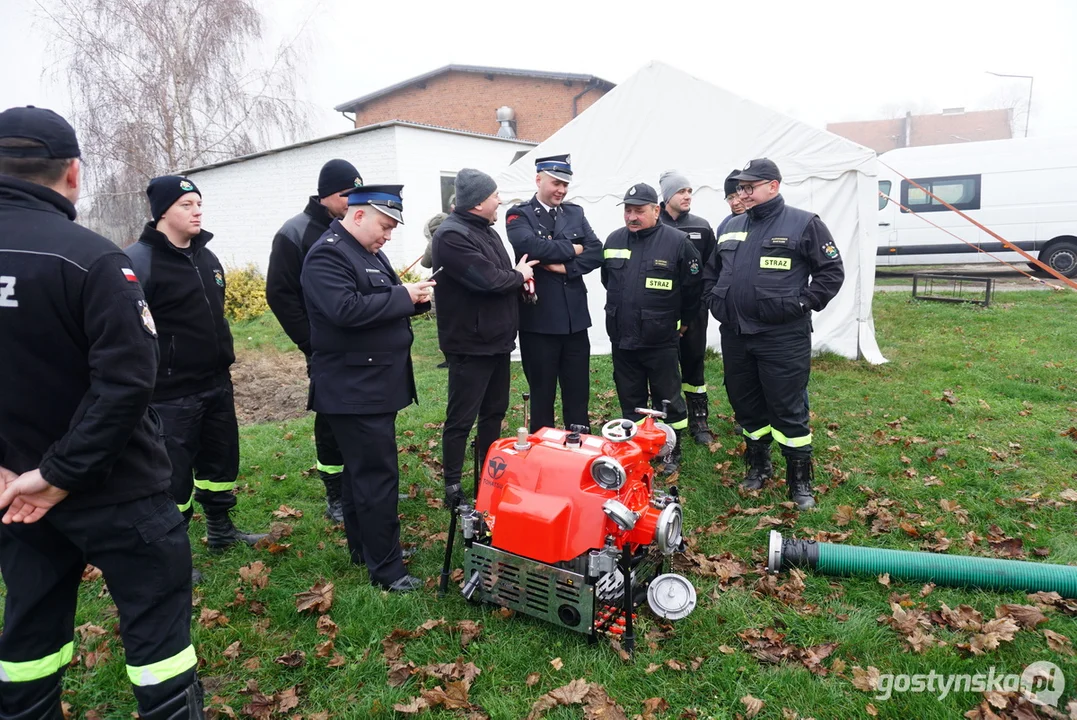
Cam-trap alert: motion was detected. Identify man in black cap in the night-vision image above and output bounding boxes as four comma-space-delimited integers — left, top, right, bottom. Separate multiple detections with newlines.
126, 175, 267, 562
301, 185, 435, 593
722, 169, 746, 218
0, 107, 203, 718
432, 169, 538, 507
266, 159, 364, 523
601, 183, 702, 474
702, 158, 844, 510
505, 154, 602, 433
658, 170, 718, 445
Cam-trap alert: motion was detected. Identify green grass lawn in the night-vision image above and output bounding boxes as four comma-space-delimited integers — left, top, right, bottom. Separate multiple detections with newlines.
5, 292, 1077, 720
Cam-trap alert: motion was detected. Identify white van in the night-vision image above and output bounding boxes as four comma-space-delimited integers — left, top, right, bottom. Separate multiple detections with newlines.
876, 136, 1077, 277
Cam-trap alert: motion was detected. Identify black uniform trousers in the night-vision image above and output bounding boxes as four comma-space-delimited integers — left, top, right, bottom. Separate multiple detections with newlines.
313, 412, 344, 475
519, 330, 591, 432
442, 354, 510, 492
324, 412, 407, 586
0, 494, 196, 715
610, 346, 689, 430
720, 321, 813, 458
152, 376, 240, 516
679, 305, 711, 393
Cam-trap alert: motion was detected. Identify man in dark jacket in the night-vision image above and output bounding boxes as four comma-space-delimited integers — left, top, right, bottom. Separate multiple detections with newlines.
126, 176, 266, 561
506, 154, 603, 433
431, 169, 538, 507
602, 183, 702, 474
0, 106, 202, 719
266, 159, 363, 523
301, 185, 434, 593
659, 171, 717, 445
702, 158, 844, 510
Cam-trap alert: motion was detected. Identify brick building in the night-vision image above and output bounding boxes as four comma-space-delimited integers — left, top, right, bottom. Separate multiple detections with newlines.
334, 65, 615, 142
827, 108, 1012, 154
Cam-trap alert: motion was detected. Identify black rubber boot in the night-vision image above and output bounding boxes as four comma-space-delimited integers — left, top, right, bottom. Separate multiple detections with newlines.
685, 392, 715, 445
740, 438, 773, 491
205, 511, 267, 552
786, 456, 817, 510
657, 431, 683, 475
0, 682, 64, 720
138, 679, 205, 719
320, 471, 344, 523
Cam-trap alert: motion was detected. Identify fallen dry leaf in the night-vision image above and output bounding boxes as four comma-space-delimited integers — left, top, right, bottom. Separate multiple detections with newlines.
740, 695, 765, 718
222, 641, 241, 660
851, 666, 881, 692
995, 604, 1048, 628
1044, 629, 1074, 655
272, 504, 303, 519
549, 657, 564, 671
295, 580, 335, 614
198, 608, 229, 628
526, 672, 541, 687
273, 650, 306, 668
238, 561, 271, 590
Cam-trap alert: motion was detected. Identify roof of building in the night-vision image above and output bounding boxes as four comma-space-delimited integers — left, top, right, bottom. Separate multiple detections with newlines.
334, 64, 617, 113
827, 108, 1012, 153
181, 119, 537, 175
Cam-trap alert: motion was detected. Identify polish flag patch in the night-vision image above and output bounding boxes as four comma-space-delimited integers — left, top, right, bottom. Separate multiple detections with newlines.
122, 267, 139, 282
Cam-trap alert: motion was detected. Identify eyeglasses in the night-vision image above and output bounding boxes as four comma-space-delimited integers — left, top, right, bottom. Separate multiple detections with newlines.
735, 181, 771, 196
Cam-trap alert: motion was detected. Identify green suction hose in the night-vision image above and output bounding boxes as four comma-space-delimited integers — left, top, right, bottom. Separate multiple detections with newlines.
767, 531, 1077, 597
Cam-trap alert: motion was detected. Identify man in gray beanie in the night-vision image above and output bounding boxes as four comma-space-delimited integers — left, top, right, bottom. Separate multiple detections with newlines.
658, 170, 718, 445
431, 169, 538, 507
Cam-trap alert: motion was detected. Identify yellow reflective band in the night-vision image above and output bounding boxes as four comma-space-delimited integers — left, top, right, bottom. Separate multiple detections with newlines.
176, 491, 193, 513
127, 644, 197, 687
315, 462, 344, 474
719, 231, 747, 242
193, 479, 235, 492
603, 248, 631, 259
0, 642, 74, 682
644, 278, 673, 290
760, 257, 791, 270
682, 384, 707, 393
772, 429, 813, 448
670, 418, 689, 430
743, 425, 773, 441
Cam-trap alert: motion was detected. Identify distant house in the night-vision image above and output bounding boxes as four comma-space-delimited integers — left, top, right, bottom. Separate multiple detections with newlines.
334, 65, 615, 143
827, 108, 1012, 154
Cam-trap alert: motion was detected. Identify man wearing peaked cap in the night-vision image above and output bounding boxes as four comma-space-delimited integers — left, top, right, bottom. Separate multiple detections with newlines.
302, 184, 435, 594
505, 154, 602, 434
0, 107, 204, 717
600, 182, 702, 475
702, 158, 844, 510
723, 169, 746, 217
267, 159, 364, 525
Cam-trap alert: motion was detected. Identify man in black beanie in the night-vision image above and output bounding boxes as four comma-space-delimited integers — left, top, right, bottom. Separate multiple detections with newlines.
267, 159, 363, 523
722, 169, 746, 218
126, 175, 267, 572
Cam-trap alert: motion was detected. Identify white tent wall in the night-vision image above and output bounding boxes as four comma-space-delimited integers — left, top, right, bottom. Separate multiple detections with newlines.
495, 61, 886, 363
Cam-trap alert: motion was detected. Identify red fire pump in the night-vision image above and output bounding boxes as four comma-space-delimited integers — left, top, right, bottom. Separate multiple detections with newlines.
439, 396, 697, 653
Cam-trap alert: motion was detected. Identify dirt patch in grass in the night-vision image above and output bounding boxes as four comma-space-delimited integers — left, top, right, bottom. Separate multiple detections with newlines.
231, 349, 309, 425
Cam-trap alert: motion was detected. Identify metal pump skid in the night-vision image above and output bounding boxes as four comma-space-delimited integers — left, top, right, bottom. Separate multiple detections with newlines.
442, 398, 697, 652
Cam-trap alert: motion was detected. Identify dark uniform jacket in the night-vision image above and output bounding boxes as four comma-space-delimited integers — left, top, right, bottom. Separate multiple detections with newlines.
505, 197, 603, 335
266, 197, 334, 355
0, 176, 170, 509
431, 209, 522, 356
301, 219, 429, 415
702, 194, 844, 335
660, 207, 716, 271
601, 222, 703, 350
125, 224, 236, 400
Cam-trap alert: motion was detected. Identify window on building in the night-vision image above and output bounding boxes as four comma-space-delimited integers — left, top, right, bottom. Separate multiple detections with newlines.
900, 174, 981, 213
878, 180, 892, 211
440, 174, 456, 213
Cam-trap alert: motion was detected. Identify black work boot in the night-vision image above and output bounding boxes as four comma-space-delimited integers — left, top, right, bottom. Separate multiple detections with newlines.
657, 430, 683, 475
0, 682, 64, 720
321, 471, 344, 523
685, 392, 715, 445
205, 511, 267, 552
786, 456, 817, 510
138, 679, 205, 719
740, 439, 773, 491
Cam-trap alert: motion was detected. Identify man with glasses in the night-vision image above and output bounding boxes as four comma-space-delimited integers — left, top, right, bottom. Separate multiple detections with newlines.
702, 159, 844, 510
722, 170, 746, 218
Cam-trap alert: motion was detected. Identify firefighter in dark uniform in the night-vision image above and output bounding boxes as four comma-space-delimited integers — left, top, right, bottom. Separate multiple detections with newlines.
506, 154, 603, 432
301, 185, 434, 593
722, 169, 747, 218
266, 159, 364, 523
601, 183, 702, 474
0, 107, 203, 719
126, 176, 266, 568
702, 158, 844, 510
658, 171, 717, 445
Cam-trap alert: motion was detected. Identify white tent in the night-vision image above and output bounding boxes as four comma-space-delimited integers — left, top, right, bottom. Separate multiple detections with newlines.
495, 61, 886, 363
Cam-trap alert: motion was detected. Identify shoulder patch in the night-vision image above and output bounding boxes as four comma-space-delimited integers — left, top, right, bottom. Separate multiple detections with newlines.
137, 299, 157, 337
823, 241, 840, 259
213, 269, 224, 287
121, 267, 139, 283
507, 214, 520, 224
689, 258, 700, 275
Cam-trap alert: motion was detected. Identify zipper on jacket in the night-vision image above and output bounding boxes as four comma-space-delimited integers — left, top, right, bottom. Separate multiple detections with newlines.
167, 335, 176, 376
185, 252, 221, 366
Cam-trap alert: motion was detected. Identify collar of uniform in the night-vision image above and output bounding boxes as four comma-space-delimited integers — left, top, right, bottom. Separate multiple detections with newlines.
659, 206, 683, 225
533, 195, 555, 214
629, 223, 662, 241
138, 221, 214, 253
0, 174, 77, 221
305, 195, 335, 227
747, 193, 785, 221
451, 206, 496, 229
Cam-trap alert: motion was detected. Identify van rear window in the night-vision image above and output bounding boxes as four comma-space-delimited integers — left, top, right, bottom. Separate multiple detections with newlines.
900, 174, 981, 213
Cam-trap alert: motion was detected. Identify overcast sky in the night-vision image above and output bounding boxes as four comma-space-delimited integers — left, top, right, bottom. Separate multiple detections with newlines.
3, 0, 1076, 144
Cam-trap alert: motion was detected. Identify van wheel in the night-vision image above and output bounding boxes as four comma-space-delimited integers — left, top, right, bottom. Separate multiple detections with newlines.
1032, 240, 1077, 278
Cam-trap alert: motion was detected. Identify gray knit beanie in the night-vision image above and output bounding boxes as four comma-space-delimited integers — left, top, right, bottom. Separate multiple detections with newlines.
454, 168, 498, 210
659, 170, 692, 202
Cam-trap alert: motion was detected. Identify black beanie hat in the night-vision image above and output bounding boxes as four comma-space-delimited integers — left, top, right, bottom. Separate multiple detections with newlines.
723, 169, 740, 197
318, 159, 363, 199
146, 175, 201, 221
